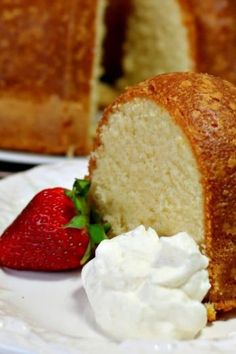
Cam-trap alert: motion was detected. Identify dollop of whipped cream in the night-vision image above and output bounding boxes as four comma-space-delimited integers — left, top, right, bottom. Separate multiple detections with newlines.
82, 225, 210, 341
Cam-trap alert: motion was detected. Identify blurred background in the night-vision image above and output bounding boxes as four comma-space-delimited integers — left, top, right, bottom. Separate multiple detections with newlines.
0, 0, 235, 177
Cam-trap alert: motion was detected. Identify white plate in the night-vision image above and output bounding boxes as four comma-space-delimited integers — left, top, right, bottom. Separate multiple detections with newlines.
0, 160, 235, 354
0, 150, 86, 165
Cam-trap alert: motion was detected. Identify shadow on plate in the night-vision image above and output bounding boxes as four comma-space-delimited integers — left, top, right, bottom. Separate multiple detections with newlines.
71, 286, 118, 341
1, 267, 82, 282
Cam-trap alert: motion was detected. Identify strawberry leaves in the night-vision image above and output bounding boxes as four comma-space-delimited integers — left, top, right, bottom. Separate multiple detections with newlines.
65, 179, 110, 264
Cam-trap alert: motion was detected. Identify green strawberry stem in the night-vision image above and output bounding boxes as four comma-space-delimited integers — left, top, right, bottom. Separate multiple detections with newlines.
64, 179, 110, 265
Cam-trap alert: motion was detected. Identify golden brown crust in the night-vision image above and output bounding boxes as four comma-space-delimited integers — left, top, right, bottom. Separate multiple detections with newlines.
0, 0, 100, 155
89, 72, 236, 312
181, 0, 236, 85
0, 96, 90, 155
164, 0, 236, 85
177, 0, 198, 71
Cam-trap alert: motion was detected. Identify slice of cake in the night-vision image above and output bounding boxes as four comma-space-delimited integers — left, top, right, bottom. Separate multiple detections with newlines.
0, 0, 106, 155
89, 72, 236, 314
107, 0, 236, 88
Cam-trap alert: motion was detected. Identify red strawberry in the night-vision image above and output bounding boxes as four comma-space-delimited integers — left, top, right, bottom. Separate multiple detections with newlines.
0, 179, 110, 271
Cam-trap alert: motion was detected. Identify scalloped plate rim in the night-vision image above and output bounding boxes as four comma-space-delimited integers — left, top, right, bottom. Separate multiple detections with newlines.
0, 160, 235, 354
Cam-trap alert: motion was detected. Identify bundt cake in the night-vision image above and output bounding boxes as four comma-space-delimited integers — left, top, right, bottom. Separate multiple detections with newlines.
113, 0, 236, 87
0, 0, 235, 155
0, 0, 106, 155
89, 72, 236, 314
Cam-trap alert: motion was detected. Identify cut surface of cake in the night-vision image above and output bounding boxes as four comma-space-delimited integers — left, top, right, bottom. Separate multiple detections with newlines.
104, 0, 236, 88
89, 72, 236, 314
117, 0, 196, 86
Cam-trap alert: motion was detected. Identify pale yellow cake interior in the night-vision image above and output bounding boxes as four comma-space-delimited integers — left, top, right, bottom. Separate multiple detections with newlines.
90, 98, 204, 244
119, 0, 195, 87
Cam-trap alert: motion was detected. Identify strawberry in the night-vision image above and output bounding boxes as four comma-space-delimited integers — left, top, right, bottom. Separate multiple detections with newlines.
0, 179, 110, 271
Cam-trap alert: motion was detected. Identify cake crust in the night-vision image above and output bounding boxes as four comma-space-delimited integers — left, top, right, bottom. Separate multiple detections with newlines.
188, 0, 236, 85
177, 0, 236, 84
0, 0, 104, 155
90, 72, 236, 313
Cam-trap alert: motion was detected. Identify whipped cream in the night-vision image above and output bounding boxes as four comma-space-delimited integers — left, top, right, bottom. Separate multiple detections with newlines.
82, 225, 210, 341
